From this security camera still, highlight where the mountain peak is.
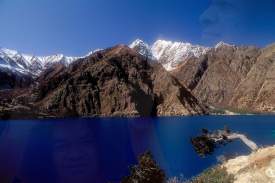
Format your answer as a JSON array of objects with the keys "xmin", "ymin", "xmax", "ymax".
[
  {"xmin": 215, "ymin": 41, "xmax": 235, "ymax": 49},
  {"xmin": 129, "ymin": 39, "xmax": 210, "ymax": 71},
  {"xmin": 0, "ymin": 48, "xmax": 79, "ymax": 75},
  {"xmin": 0, "ymin": 48, "xmax": 19, "ymax": 58},
  {"xmin": 129, "ymin": 39, "xmax": 154, "ymax": 60},
  {"xmin": 0, "ymin": 47, "xmax": 101, "ymax": 76},
  {"xmin": 129, "ymin": 39, "xmax": 150, "ymax": 51},
  {"xmin": 151, "ymin": 40, "xmax": 210, "ymax": 70},
  {"xmin": 129, "ymin": 39, "xmax": 147, "ymax": 46}
]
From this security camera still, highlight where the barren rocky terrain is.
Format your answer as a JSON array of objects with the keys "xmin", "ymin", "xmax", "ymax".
[
  {"xmin": 0, "ymin": 45, "xmax": 207, "ymax": 119},
  {"xmin": 2, "ymin": 41, "xmax": 275, "ymax": 119},
  {"xmin": 172, "ymin": 44, "xmax": 275, "ymax": 113},
  {"xmin": 223, "ymin": 145, "xmax": 275, "ymax": 183}
]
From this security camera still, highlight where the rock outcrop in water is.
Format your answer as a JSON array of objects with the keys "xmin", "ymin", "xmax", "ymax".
[{"xmin": 191, "ymin": 128, "xmax": 258, "ymax": 157}]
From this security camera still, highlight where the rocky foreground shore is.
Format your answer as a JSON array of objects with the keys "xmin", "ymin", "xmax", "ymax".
[{"xmin": 223, "ymin": 145, "xmax": 275, "ymax": 183}]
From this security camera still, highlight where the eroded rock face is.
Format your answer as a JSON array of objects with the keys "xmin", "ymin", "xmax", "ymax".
[
  {"xmin": 171, "ymin": 56, "xmax": 208, "ymax": 90},
  {"xmin": 230, "ymin": 44, "xmax": 275, "ymax": 112},
  {"xmin": 152, "ymin": 63, "xmax": 206, "ymax": 116},
  {"xmin": 33, "ymin": 45, "xmax": 207, "ymax": 117},
  {"xmin": 171, "ymin": 45, "xmax": 262, "ymax": 111}
]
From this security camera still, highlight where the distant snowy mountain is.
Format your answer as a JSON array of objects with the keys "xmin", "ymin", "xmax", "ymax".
[
  {"xmin": 0, "ymin": 39, "xmax": 232, "ymax": 78},
  {"xmin": 0, "ymin": 49, "xmax": 70, "ymax": 75},
  {"xmin": 130, "ymin": 39, "xmax": 211, "ymax": 71},
  {"xmin": 0, "ymin": 47, "xmax": 82, "ymax": 76}
]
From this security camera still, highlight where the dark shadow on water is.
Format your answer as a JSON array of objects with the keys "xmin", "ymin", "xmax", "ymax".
[{"xmin": 21, "ymin": 120, "xmax": 106, "ymax": 183}]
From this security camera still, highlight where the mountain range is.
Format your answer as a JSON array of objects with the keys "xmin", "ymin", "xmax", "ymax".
[{"xmin": 1, "ymin": 39, "xmax": 275, "ymax": 119}]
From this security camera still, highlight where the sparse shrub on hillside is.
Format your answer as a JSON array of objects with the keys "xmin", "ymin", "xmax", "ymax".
[
  {"xmin": 167, "ymin": 166, "xmax": 234, "ymax": 183},
  {"xmin": 121, "ymin": 151, "xmax": 166, "ymax": 183},
  {"xmin": 189, "ymin": 166, "xmax": 234, "ymax": 183},
  {"xmin": 120, "ymin": 152, "xmax": 234, "ymax": 183}
]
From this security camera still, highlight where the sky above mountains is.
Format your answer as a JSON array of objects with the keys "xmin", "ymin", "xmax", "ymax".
[{"xmin": 0, "ymin": 0, "xmax": 275, "ymax": 55}]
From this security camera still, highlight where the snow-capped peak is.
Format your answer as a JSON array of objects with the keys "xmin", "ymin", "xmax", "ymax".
[
  {"xmin": 0, "ymin": 48, "xmax": 19, "ymax": 58},
  {"xmin": 129, "ymin": 39, "xmax": 148, "ymax": 48},
  {"xmin": 129, "ymin": 39, "xmax": 154, "ymax": 60},
  {"xmin": 152, "ymin": 40, "xmax": 210, "ymax": 70},
  {"xmin": 215, "ymin": 41, "xmax": 235, "ymax": 49},
  {"xmin": 0, "ymin": 47, "xmax": 97, "ymax": 76},
  {"xmin": 129, "ymin": 39, "xmax": 210, "ymax": 71}
]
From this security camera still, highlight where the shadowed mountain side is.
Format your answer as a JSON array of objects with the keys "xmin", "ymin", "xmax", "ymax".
[
  {"xmin": 0, "ymin": 69, "xmax": 33, "ymax": 90},
  {"xmin": 28, "ymin": 45, "xmax": 207, "ymax": 117}
]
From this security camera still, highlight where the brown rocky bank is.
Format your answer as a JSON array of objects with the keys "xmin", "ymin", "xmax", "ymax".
[{"xmin": 4, "ymin": 45, "xmax": 206, "ymax": 118}]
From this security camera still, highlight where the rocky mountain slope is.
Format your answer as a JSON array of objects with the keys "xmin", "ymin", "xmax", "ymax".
[
  {"xmin": 171, "ymin": 42, "xmax": 275, "ymax": 113},
  {"xmin": 2, "ymin": 38, "xmax": 275, "ymax": 116},
  {"xmin": 130, "ymin": 39, "xmax": 275, "ymax": 112},
  {"xmin": 0, "ymin": 45, "xmax": 207, "ymax": 119},
  {"xmin": 131, "ymin": 39, "xmax": 275, "ymax": 113},
  {"xmin": 172, "ymin": 43, "xmax": 260, "ymax": 107},
  {"xmin": 230, "ymin": 44, "xmax": 275, "ymax": 112}
]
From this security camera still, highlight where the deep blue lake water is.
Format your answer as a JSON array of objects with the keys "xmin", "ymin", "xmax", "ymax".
[{"xmin": 0, "ymin": 116, "xmax": 275, "ymax": 183}]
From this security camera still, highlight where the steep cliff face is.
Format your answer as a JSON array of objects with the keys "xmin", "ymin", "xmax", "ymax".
[
  {"xmin": 193, "ymin": 45, "xmax": 260, "ymax": 107},
  {"xmin": 171, "ymin": 44, "xmax": 261, "ymax": 109},
  {"xmin": 152, "ymin": 63, "xmax": 206, "ymax": 116},
  {"xmin": 33, "ymin": 45, "xmax": 206, "ymax": 117},
  {"xmin": 230, "ymin": 44, "xmax": 275, "ymax": 112},
  {"xmin": 171, "ymin": 56, "xmax": 208, "ymax": 90}
]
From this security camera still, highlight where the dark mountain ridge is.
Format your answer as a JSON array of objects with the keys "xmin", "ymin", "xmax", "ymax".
[{"xmin": 0, "ymin": 45, "xmax": 207, "ymax": 119}]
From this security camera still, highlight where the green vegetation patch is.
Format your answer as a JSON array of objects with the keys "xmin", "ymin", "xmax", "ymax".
[{"xmin": 189, "ymin": 166, "xmax": 234, "ymax": 183}]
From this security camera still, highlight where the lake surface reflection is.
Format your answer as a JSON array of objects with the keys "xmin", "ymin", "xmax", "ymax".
[{"xmin": 0, "ymin": 116, "xmax": 275, "ymax": 182}]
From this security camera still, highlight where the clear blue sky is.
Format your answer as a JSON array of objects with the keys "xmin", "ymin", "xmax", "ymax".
[{"xmin": 1, "ymin": 0, "xmax": 275, "ymax": 56}]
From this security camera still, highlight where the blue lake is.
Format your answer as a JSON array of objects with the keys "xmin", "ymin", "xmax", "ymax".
[{"xmin": 0, "ymin": 116, "xmax": 275, "ymax": 183}]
